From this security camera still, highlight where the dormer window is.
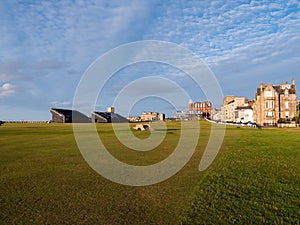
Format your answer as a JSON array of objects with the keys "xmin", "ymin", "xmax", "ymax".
[
  {"xmin": 264, "ymin": 91, "xmax": 274, "ymax": 98},
  {"xmin": 281, "ymin": 84, "xmax": 290, "ymax": 89}
]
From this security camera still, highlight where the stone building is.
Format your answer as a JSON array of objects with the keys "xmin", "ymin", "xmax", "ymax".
[
  {"xmin": 188, "ymin": 100, "xmax": 211, "ymax": 117},
  {"xmin": 140, "ymin": 112, "xmax": 158, "ymax": 121},
  {"xmin": 253, "ymin": 77, "xmax": 297, "ymax": 126},
  {"xmin": 220, "ymin": 96, "xmax": 252, "ymax": 122},
  {"xmin": 140, "ymin": 112, "xmax": 165, "ymax": 121}
]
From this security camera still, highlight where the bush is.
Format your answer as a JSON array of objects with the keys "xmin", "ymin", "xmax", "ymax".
[
  {"xmin": 292, "ymin": 116, "xmax": 300, "ymax": 124},
  {"xmin": 277, "ymin": 118, "xmax": 286, "ymax": 123}
]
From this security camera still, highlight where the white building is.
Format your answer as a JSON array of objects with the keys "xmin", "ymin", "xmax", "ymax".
[
  {"xmin": 221, "ymin": 96, "xmax": 252, "ymax": 122},
  {"xmin": 235, "ymin": 106, "xmax": 254, "ymax": 123},
  {"xmin": 140, "ymin": 112, "xmax": 165, "ymax": 121}
]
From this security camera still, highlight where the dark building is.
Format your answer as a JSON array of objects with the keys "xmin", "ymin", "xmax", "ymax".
[
  {"xmin": 50, "ymin": 108, "xmax": 91, "ymax": 123},
  {"xmin": 91, "ymin": 111, "xmax": 128, "ymax": 123}
]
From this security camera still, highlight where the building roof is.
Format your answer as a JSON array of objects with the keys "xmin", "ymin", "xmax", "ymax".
[
  {"xmin": 50, "ymin": 108, "xmax": 91, "ymax": 122},
  {"xmin": 256, "ymin": 82, "xmax": 297, "ymax": 97},
  {"xmin": 236, "ymin": 106, "xmax": 253, "ymax": 110},
  {"xmin": 92, "ymin": 111, "xmax": 128, "ymax": 123}
]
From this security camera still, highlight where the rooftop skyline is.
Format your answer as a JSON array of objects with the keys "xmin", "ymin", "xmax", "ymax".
[{"xmin": 1, "ymin": 0, "xmax": 299, "ymax": 120}]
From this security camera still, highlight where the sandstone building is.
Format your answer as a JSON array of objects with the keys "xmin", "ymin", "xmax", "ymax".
[
  {"xmin": 253, "ymin": 77, "xmax": 297, "ymax": 126},
  {"xmin": 188, "ymin": 100, "xmax": 212, "ymax": 117},
  {"xmin": 140, "ymin": 112, "xmax": 165, "ymax": 121}
]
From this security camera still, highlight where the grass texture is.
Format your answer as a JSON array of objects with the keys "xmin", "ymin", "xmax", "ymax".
[{"xmin": 0, "ymin": 121, "xmax": 299, "ymax": 224}]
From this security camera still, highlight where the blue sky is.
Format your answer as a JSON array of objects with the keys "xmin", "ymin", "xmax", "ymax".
[{"xmin": 0, "ymin": 0, "xmax": 299, "ymax": 120}]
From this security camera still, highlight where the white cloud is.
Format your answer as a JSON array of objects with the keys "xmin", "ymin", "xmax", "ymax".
[{"xmin": 0, "ymin": 83, "xmax": 17, "ymax": 97}]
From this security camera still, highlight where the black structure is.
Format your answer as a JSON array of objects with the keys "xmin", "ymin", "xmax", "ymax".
[
  {"xmin": 91, "ymin": 111, "xmax": 128, "ymax": 123},
  {"xmin": 50, "ymin": 108, "xmax": 91, "ymax": 123}
]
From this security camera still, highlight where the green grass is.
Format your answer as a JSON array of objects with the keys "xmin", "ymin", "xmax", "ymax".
[
  {"xmin": 0, "ymin": 122, "xmax": 299, "ymax": 224},
  {"xmin": 182, "ymin": 126, "xmax": 300, "ymax": 224}
]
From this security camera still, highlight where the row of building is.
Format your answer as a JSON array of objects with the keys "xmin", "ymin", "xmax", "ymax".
[
  {"xmin": 50, "ymin": 78, "xmax": 298, "ymax": 127},
  {"xmin": 174, "ymin": 77, "xmax": 299, "ymax": 127},
  {"xmin": 174, "ymin": 101, "xmax": 212, "ymax": 120},
  {"xmin": 51, "ymin": 107, "xmax": 165, "ymax": 123},
  {"xmin": 50, "ymin": 107, "xmax": 128, "ymax": 123},
  {"xmin": 218, "ymin": 77, "xmax": 298, "ymax": 126},
  {"xmin": 127, "ymin": 112, "xmax": 165, "ymax": 122}
]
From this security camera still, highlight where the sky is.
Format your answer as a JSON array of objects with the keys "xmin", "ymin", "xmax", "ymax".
[{"xmin": 0, "ymin": 0, "xmax": 299, "ymax": 120}]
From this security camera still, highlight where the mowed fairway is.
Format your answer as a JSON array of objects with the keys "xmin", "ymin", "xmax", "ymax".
[{"xmin": 0, "ymin": 121, "xmax": 299, "ymax": 224}]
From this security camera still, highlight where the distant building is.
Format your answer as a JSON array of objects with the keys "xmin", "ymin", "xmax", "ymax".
[
  {"xmin": 253, "ymin": 77, "xmax": 297, "ymax": 126},
  {"xmin": 188, "ymin": 100, "xmax": 211, "ymax": 117},
  {"xmin": 50, "ymin": 108, "xmax": 91, "ymax": 123},
  {"xmin": 140, "ymin": 112, "xmax": 165, "ymax": 121},
  {"xmin": 220, "ymin": 96, "xmax": 252, "ymax": 122},
  {"xmin": 107, "ymin": 107, "xmax": 115, "ymax": 113},
  {"xmin": 211, "ymin": 108, "xmax": 221, "ymax": 121},
  {"xmin": 91, "ymin": 108, "xmax": 128, "ymax": 123},
  {"xmin": 127, "ymin": 116, "xmax": 141, "ymax": 122},
  {"xmin": 159, "ymin": 113, "xmax": 165, "ymax": 121},
  {"xmin": 173, "ymin": 100, "xmax": 212, "ymax": 120},
  {"xmin": 140, "ymin": 112, "xmax": 158, "ymax": 121},
  {"xmin": 173, "ymin": 110, "xmax": 199, "ymax": 120},
  {"xmin": 235, "ymin": 106, "xmax": 254, "ymax": 123}
]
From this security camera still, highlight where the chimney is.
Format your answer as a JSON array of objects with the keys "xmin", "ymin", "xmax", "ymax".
[{"xmin": 292, "ymin": 76, "xmax": 295, "ymax": 85}]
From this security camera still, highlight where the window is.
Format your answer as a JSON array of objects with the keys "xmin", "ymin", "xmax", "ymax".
[
  {"xmin": 264, "ymin": 91, "xmax": 274, "ymax": 98},
  {"xmin": 281, "ymin": 84, "xmax": 290, "ymax": 90},
  {"xmin": 266, "ymin": 111, "xmax": 274, "ymax": 117},
  {"xmin": 235, "ymin": 111, "xmax": 239, "ymax": 119},
  {"xmin": 285, "ymin": 102, "xmax": 289, "ymax": 109},
  {"xmin": 285, "ymin": 90, "xmax": 289, "ymax": 97},
  {"xmin": 265, "ymin": 101, "xmax": 274, "ymax": 109}
]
